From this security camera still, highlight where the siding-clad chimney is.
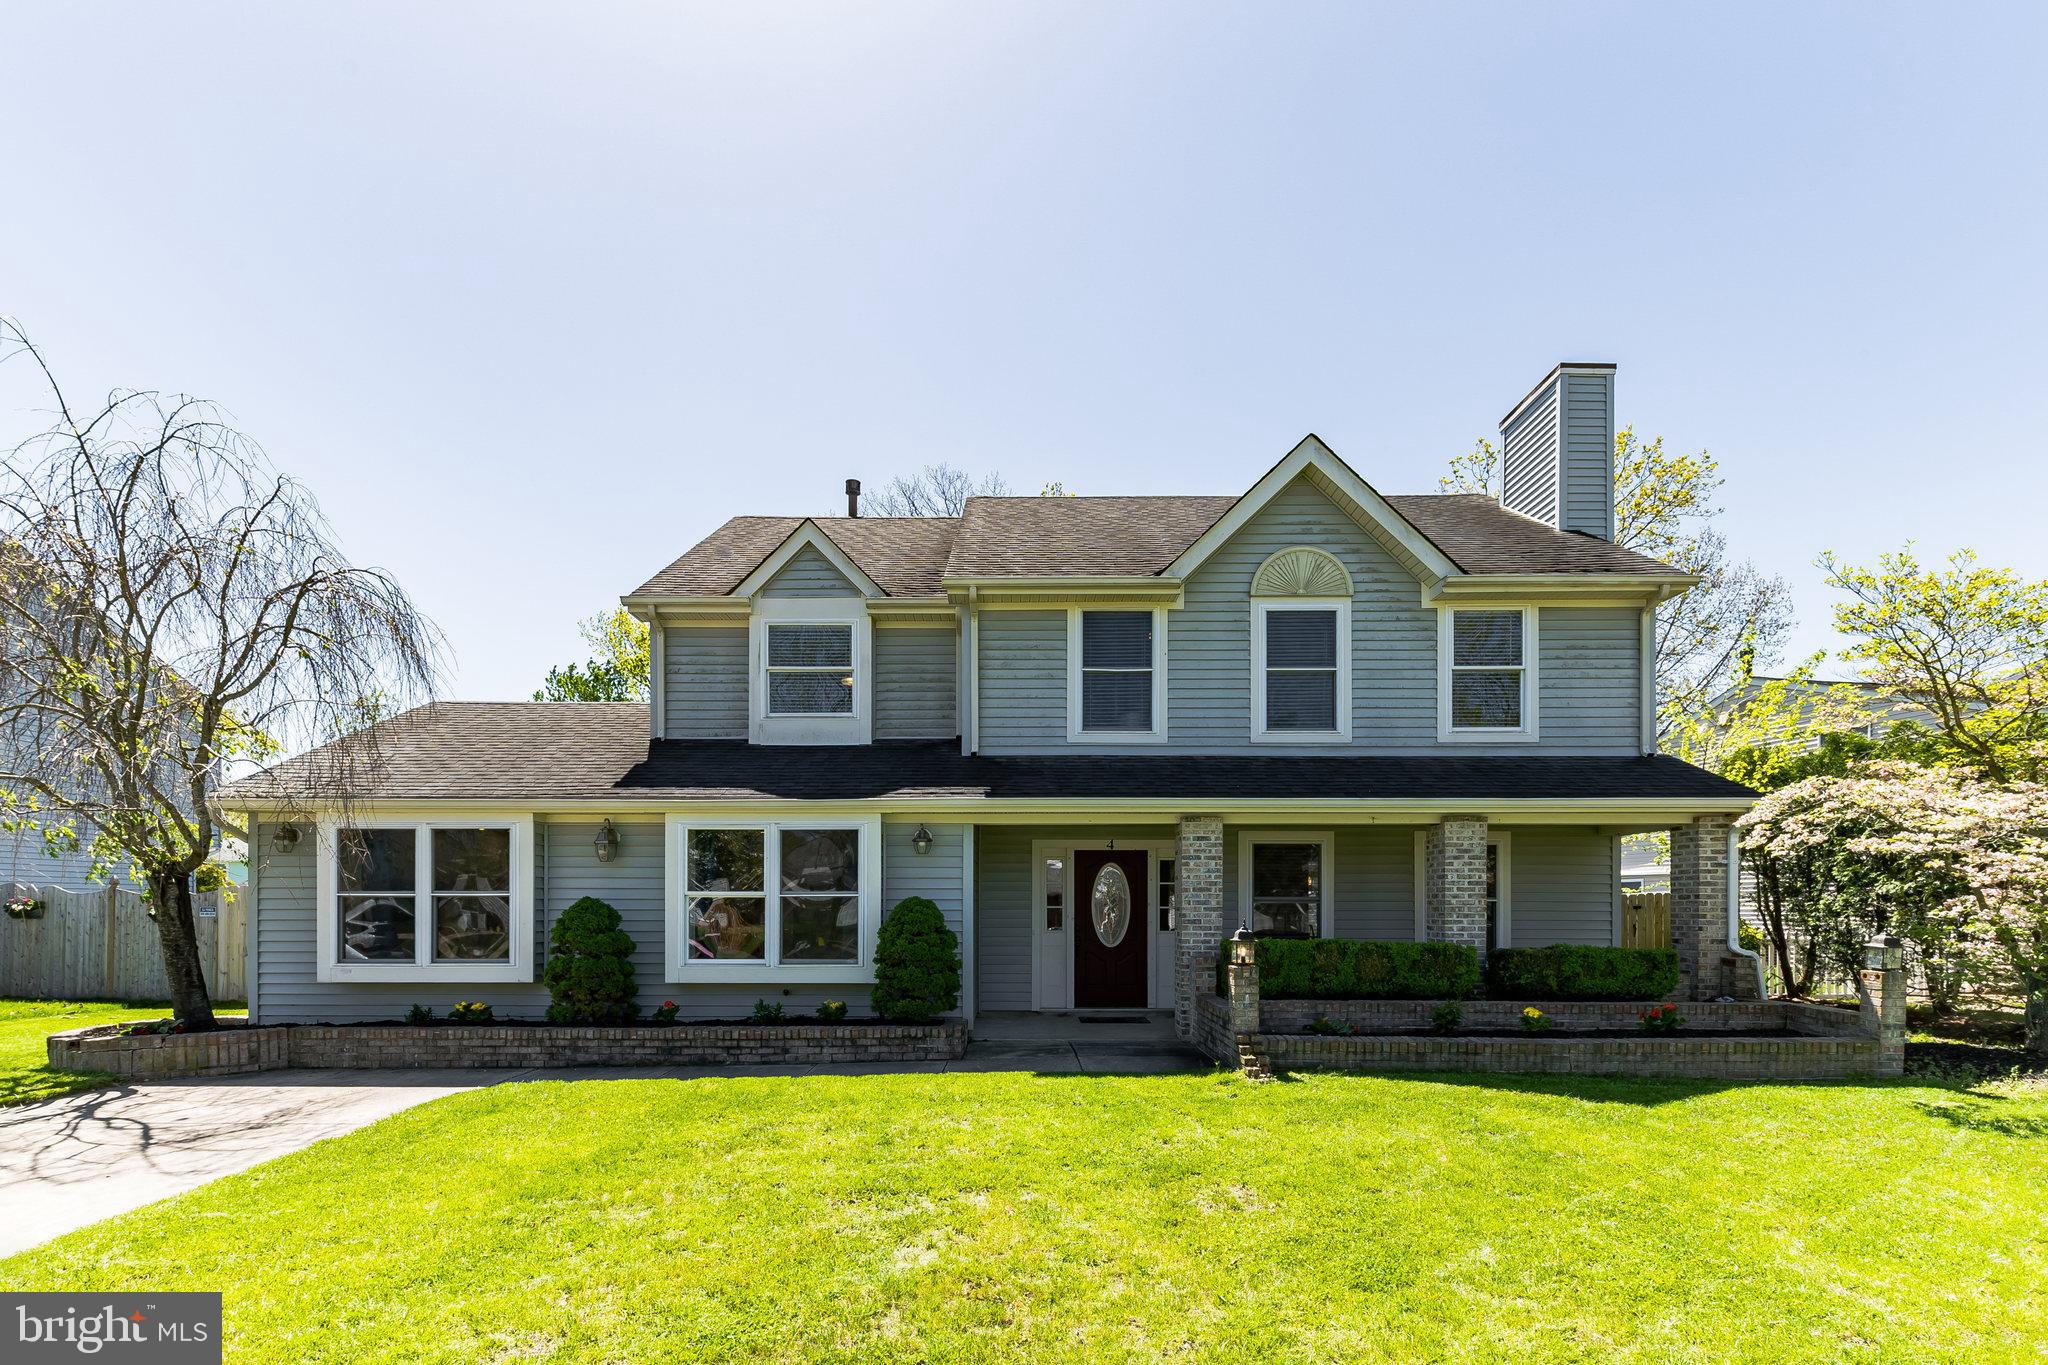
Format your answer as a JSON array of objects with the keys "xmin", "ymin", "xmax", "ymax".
[
  {"xmin": 845, "ymin": 478, "xmax": 861, "ymax": 517},
  {"xmin": 1498, "ymin": 362, "xmax": 1616, "ymax": 540}
]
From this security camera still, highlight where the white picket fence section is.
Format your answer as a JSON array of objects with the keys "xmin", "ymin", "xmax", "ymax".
[{"xmin": 1, "ymin": 882, "xmax": 244, "ymax": 1003}]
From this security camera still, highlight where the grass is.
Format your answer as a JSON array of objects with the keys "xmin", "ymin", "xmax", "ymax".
[
  {"xmin": 8, "ymin": 1069, "xmax": 2048, "ymax": 1362},
  {"xmin": 0, "ymin": 997, "xmax": 246, "ymax": 1106}
]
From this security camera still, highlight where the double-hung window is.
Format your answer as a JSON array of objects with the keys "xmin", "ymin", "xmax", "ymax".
[
  {"xmin": 1070, "ymin": 609, "xmax": 1165, "ymax": 740},
  {"xmin": 668, "ymin": 817, "xmax": 880, "ymax": 980},
  {"xmin": 316, "ymin": 819, "xmax": 533, "ymax": 982},
  {"xmin": 765, "ymin": 623, "xmax": 855, "ymax": 715},
  {"xmin": 1253, "ymin": 601, "xmax": 1350, "ymax": 739},
  {"xmin": 1237, "ymin": 831, "xmax": 1334, "ymax": 937},
  {"xmin": 1439, "ymin": 607, "xmax": 1538, "ymax": 740}
]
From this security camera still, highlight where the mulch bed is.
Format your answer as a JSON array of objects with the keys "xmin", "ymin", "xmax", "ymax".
[
  {"xmin": 1303, "ymin": 1027, "xmax": 1802, "ymax": 1040},
  {"xmin": 1907, "ymin": 1039, "xmax": 2047, "ymax": 1079}
]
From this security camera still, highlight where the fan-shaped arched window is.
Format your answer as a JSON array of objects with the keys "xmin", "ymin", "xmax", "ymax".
[{"xmin": 1250, "ymin": 548, "xmax": 1351, "ymax": 740}]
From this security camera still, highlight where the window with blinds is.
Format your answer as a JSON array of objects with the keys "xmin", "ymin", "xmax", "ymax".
[
  {"xmin": 1079, "ymin": 610, "xmax": 1155, "ymax": 732},
  {"xmin": 1263, "ymin": 608, "xmax": 1338, "ymax": 732},
  {"xmin": 1448, "ymin": 609, "xmax": 1526, "ymax": 730},
  {"xmin": 765, "ymin": 623, "xmax": 855, "ymax": 715}
]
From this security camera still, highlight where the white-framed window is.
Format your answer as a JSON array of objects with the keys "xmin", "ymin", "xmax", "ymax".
[
  {"xmin": 1438, "ymin": 606, "xmax": 1539, "ymax": 741},
  {"xmin": 665, "ymin": 816, "xmax": 881, "ymax": 982},
  {"xmin": 314, "ymin": 818, "xmax": 534, "ymax": 983},
  {"xmin": 1236, "ymin": 831, "xmax": 1335, "ymax": 937},
  {"xmin": 1066, "ymin": 607, "xmax": 1168, "ymax": 742},
  {"xmin": 1252, "ymin": 599, "xmax": 1351, "ymax": 740},
  {"xmin": 749, "ymin": 598, "xmax": 872, "ymax": 744},
  {"xmin": 1411, "ymin": 828, "xmax": 1513, "ymax": 948}
]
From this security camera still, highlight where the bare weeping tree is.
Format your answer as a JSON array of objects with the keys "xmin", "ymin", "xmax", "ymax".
[{"xmin": 0, "ymin": 322, "xmax": 442, "ymax": 1030}]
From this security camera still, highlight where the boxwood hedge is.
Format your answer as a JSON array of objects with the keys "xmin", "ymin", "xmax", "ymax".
[
  {"xmin": 1248, "ymin": 937, "xmax": 1481, "ymax": 1000},
  {"xmin": 1485, "ymin": 945, "xmax": 1680, "ymax": 1001}
]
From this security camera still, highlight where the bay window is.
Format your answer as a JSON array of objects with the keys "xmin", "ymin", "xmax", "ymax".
[
  {"xmin": 316, "ymin": 819, "xmax": 533, "ymax": 983},
  {"xmin": 1439, "ymin": 606, "xmax": 1538, "ymax": 740},
  {"xmin": 667, "ymin": 817, "xmax": 881, "ymax": 980}
]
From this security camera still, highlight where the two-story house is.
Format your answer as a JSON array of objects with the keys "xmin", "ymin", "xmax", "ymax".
[{"xmin": 223, "ymin": 363, "xmax": 1760, "ymax": 1038}]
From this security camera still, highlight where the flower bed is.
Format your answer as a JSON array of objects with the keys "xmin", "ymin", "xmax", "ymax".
[{"xmin": 49, "ymin": 1018, "xmax": 968, "ymax": 1079}]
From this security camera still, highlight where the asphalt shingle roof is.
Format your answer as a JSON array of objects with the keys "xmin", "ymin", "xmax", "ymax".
[
  {"xmin": 630, "ymin": 491, "xmax": 1679, "ymax": 599},
  {"xmin": 220, "ymin": 703, "xmax": 1753, "ymax": 806}
]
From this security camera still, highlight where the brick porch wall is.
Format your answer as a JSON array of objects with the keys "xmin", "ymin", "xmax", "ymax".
[{"xmin": 1425, "ymin": 816, "xmax": 1488, "ymax": 958}]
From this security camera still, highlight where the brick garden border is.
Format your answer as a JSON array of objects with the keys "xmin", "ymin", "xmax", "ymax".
[{"xmin": 48, "ymin": 1020, "xmax": 968, "ymax": 1079}]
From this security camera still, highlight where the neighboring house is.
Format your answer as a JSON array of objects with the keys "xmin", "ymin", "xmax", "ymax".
[
  {"xmin": 1708, "ymin": 675, "xmax": 1949, "ymax": 753},
  {"xmin": 1619, "ymin": 839, "xmax": 1669, "ymax": 893},
  {"xmin": 0, "ymin": 819, "xmax": 101, "ymax": 891},
  {"xmin": 221, "ymin": 362, "xmax": 1760, "ymax": 1035}
]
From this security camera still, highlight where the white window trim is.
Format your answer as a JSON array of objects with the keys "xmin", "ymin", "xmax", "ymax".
[
  {"xmin": 1410, "ymin": 828, "xmax": 1513, "ymax": 949},
  {"xmin": 1437, "ymin": 605, "xmax": 1540, "ymax": 742},
  {"xmin": 1066, "ymin": 606, "xmax": 1169, "ymax": 744},
  {"xmin": 749, "ymin": 597, "xmax": 873, "ymax": 745},
  {"xmin": 664, "ymin": 815, "xmax": 882, "ymax": 983},
  {"xmin": 1251, "ymin": 598, "xmax": 1352, "ymax": 742},
  {"xmin": 315, "ymin": 817, "xmax": 535, "ymax": 984},
  {"xmin": 1236, "ymin": 830, "xmax": 1336, "ymax": 937}
]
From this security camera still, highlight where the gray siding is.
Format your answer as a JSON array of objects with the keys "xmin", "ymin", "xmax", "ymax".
[
  {"xmin": 1560, "ymin": 369, "xmax": 1615, "ymax": 540},
  {"xmin": 759, "ymin": 545, "xmax": 859, "ymax": 597},
  {"xmin": 1502, "ymin": 378, "xmax": 1560, "ymax": 527},
  {"xmin": 875, "ymin": 627, "xmax": 958, "ymax": 740},
  {"xmin": 976, "ymin": 610, "xmax": 1067, "ymax": 749},
  {"xmin": 1504, "ymin": 826, "xmax": 1620, "ymax": 947},
  {"xmin": 1, "ymin": 816, "xmax": 102, "ymax": 891},
  {"xmin": 882, "ymin": 821, "xmax": 968, "ymax": 1017},
  {"xmin": 972, "ymin": 478, "xmax": 1642, "ymax": 755},
  {"xmin": 663, "ymin": 625, "xmax": 748, "ymax": 739},
  {"xmin": 1220, "ymin": 824, "xmax": 1421, "ymax": 940}
]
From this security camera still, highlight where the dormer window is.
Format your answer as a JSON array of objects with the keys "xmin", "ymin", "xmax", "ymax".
[
  {"xmin": 1438, "ymin": 606, "xmax": 1539, "ymax": 741},
  {"xmin": 766, "ymin": 623, "xmax": 854, "ymax": 715},
  {"xmin": 749, "ymin": 599, "xmax": 872, "ymax": 744}
]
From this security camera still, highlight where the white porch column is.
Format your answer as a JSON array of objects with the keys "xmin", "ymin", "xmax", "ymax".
[
  {"xmin": 1424, "ymin": 815, "xmax": 1489, "ymax": 957},
  {"xmin": 1173, "ymin": 815, "xmax": 1225, "ymax": 1041}
]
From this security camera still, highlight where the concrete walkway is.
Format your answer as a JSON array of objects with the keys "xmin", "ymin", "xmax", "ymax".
[{"xmin": 1, "ymin": 1040, "xmax": 1208, "ymax": 1258}]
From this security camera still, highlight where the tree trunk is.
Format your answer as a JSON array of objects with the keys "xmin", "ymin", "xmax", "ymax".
[
  {"xmin": 148, "ymin": 867, "xmax": 217, "ymax": 1032},
  {"xmin": 2024, "ymin": 977, "xmax": 2048, "ymax": 1060}
]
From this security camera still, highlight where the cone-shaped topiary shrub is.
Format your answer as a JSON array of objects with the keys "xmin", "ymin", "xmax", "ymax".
[
  {"xmin": 544, "ymin": 895, "xmax": 639, "ymax": 1023},
  {"xmin": 871, "ymin": 896, "xmax": 960, "ymax": 1023}
]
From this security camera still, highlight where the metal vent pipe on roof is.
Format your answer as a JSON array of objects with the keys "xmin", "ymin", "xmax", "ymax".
[{"xmin": 845, "ymin": 478, "xmax": 861, "ymax": 517}]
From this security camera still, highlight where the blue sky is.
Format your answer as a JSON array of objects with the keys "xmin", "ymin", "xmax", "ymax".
[{"xmin": 5, "ymin": 2, "xmax": 2043, "ymax": 699}]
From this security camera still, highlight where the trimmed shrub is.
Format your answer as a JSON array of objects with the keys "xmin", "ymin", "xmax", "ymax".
[
  {"xmin": 1254, "ymin": 937, "xmax": 1480, "ymax": 1000},
  {"xmin": 871, "ymin": 896, "xmax": 961, "ymax": 1022},
  {"xmin": 1486, "ymin": 945, "xmax": 1680, "ymax": 1001},
  {"xmin": 544, "ymin": 896, "xmax": 640, "ymax": 1024}
]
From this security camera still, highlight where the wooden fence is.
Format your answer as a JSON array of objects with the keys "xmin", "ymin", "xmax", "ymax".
[
  {"xmin": 0, "ymin": 882, "xmax": 244, "ymax": 1003},
  {"xmin": 1622, "ymin": 891, "xmax": 1672, "ymax": 950}
]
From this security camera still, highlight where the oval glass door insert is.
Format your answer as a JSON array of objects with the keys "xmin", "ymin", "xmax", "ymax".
[{"xmin": 1090, "ymin": 864, "xmax": 1132, "ymax": 947}]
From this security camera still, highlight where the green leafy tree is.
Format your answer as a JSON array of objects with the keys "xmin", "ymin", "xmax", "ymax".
[
  {"xmin": 1822, "ymin": 547, "xmax": 2048, "ymax": 782},
  {"xmin": 1444, "ymin": 429, "xmax": 1789, "ymax": 746},
  {"xmin": 870, "ymin": 896, "xmax": 960, "ymax": 1022},
  {"xmin": 536, "ymin": 609, "xmax": 650, "ymax": 703},
  {"xmin": 543, "ymin": 896, "xmax": 639, "ymax": 1023}
]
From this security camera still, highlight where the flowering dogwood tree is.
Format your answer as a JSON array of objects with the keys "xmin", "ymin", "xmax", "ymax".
[{"xmin": 1739, "ymin": 763, "xmax": 2048, "ymax": 1054}]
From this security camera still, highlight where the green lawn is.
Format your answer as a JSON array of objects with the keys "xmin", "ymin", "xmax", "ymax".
[
  {"xmin": 8, "ymin": 1070, "xmax": 2047, "ymax": 1362},
  {"xmin": 0, "ymin": 998, "xmax": 245, "ymax": 1106}
]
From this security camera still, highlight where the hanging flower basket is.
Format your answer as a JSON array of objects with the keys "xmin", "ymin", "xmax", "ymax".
[{"xmin": 5, "ymin": 895, "xmax": 46, "ymax": 920}]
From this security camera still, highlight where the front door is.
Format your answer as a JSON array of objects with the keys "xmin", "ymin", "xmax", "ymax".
[{"xmin": 1073, "ymin": 849, "xmax": 1149, "ymax": 1009}]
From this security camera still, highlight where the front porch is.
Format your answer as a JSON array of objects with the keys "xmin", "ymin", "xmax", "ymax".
[{"xmin": 964, "ymin": 810, "xmax": 1757, "ymax": 1043}]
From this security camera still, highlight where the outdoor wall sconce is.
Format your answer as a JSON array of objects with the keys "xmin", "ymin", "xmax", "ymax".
[
  {"xmin": 271, "ymin": 824, "xmax": 301, "ymax": 854},
  {"xmin": 1229, "ymin": 927, "xmax": 1257, "ymax": 966},
  {"xmin": 910, "ymin": 824, "xmax": 934, "ymax": 856},
  {"xmin": 594, "ymin": 818, "xmax": 620, "ymax": 864}
]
